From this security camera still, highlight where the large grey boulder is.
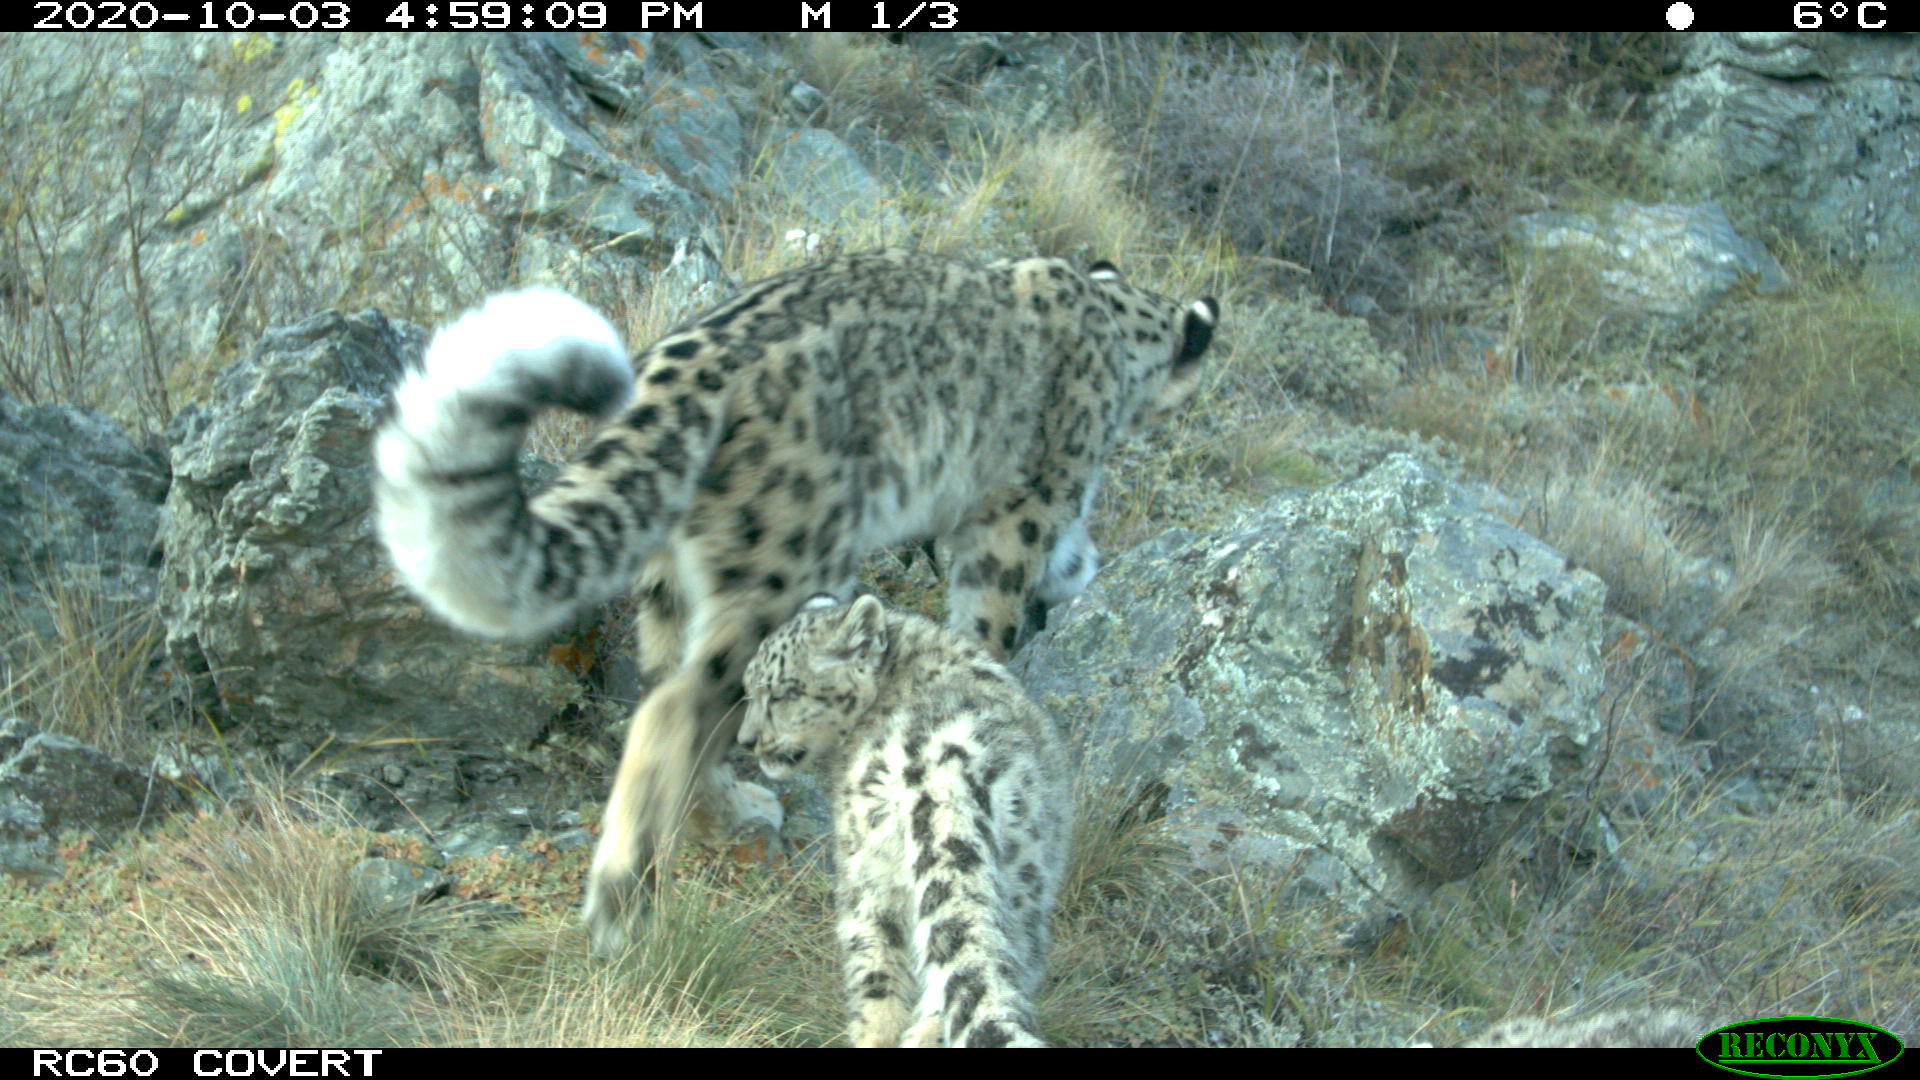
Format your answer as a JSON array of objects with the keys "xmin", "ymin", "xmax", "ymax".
[
  {"xmin": 0, "ymin": 391, "xmax": 168, "ymax": 639},
  {"xmin": 1014, "ymin": 455, "xmax": 1607, "ymax": 927},
  {"xmin": 241, "ymin": 33, "xmax": 714, "ymax": 295},
  {"xmin": 160, "ymin": 309, "xmax": 576, "ymax": 749},
  {"xmin": 1652, "ymin": 33, "xmax": 1918, "ymax": 269},
  {"xmin": 1510, "ymin": 201, "xmax": 1788, "ymax": 319},
  {"xmin": 763, "ymin": 127, "xmax": 905, "ymax": 236},
  {"xmin": 0, "ymin": 33, "xmax": 763, "ymax": 422},
  {"xmin": 0, "ymin": 717, "xmax": 177, "ymax": 883}
]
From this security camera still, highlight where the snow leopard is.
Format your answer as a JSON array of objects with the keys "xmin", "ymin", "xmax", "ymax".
[
  {"xmin": 1463, "ymin": 1008, "xmax": 1708, "ymax": 1047},
  {"xmin": 373, "ymin": 247, "xmax": 1216, "ymax": 953},
  {"xmin": 740, "ymin": 592, "xmax": 1071, "ymax": 1047}
]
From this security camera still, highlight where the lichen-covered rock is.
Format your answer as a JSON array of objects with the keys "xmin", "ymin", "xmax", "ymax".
[
  {"xmin": 0, "ymin": 32, "xmax": 764, "ymax": 421},
  {"xmin": 763, "ymin": 127, "xmax": 904, "ymax": 235},
  {"xmin": 0, "ymin": 390, "xmax": 168, "ymax": 638},
  {"xmin": 350, "ymin": 857, "xmax": 454, "ymax": 914},
  {"xmin": 1254, "ymin": 297, "xmax": 1404, "ymax": 407},
  {"xmin": 1510, "ymin": 201, "xmax": 1788, "ymax": 319},
  {"xmin": 0, "ymin": 717, "xmax": 176, "ymax": 882},
  {"xmin": 1013, "ymin": 455, "xmax": 1607, "ymax": 927},
  {"xmin": 160, "ymin": 309, "xmax": 577, "ymax": 747},
  {"xmin": 1652, "ymin": 33, "xmax": 1918, "ymax": 269}
]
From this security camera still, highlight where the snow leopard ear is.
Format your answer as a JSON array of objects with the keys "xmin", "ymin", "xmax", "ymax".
[
  {"xmin": 821, "ymin": 593, "xmax": 889, "ymax": 666},
  {"xmin": 1177, "ymin": 297, "xmax": 1218, "ymax": 370}
]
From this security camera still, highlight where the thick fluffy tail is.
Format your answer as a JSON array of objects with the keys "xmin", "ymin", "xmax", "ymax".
[
  {"xmin": 907, "ymin": 761, "xmax": 1051, "ymax": 1047},
  {"xmin": 375, "ymin": 289, "xmax": 660, "ymax": 638}
]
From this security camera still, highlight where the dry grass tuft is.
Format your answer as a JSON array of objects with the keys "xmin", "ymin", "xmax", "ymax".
[
  {"xmin": 116, "ymin": 787, "xmax": 457, "ymax": 1047},
  {"xmin": 1362, "ymin": 777, "xmax": 1920, "ymax": 1044},
  {"xmin": 1, "ymin": 568, "xmax": 167, "ymax": 762},
  {"xmin": 1513, "ymin": 451, "xmax": 1701, "ymax": 624},
  {"xmin": 1115, "ymin": 44, "xmax": 1412, "ymax": 303},
  {"xmin": 1010, "ymin": 126, "xmax": 1142, "ymax": 260}
]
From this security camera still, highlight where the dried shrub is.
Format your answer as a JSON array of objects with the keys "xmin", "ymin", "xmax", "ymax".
[{"xmin": 1139, "ymin": 48, "xmax": 1414, "ymax": 304}]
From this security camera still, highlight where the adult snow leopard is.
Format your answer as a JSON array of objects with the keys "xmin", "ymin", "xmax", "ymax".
[{"xmin": 374, "ymin": 247, "xmax": 1216, "ymax": 952}]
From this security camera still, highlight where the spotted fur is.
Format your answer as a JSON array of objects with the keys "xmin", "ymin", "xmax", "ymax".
[
  {"xmin": 1463, "ymin": 1009, "xmax": 1707, "ymax": 1047},
  {"xmin": 741, "ymin": 593, "xmax": 1069, "ymax": 1047},
  {"xmin": 373, "ymin": 248, "xmax": 1215, "ymax": 954}
]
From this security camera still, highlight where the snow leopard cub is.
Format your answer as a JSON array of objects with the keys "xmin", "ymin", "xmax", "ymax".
[{"xmin": 740, "ymin": 593, "xmax": 1071, "ymax": 1048}]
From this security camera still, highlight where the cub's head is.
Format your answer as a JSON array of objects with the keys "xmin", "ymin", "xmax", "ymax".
[
  {"xmin": 738, "ymin": 593, "xmax": 890, "ymax": 780},
  {"xmin": 1084, "ymin": 260, "xmax": 1219, "ymax": 430}
]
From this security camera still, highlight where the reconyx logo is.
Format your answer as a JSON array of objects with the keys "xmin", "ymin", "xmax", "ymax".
[{"xmin": 1698, "ymin": 1017, "xmax": 1904, "ymax": 1079}]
